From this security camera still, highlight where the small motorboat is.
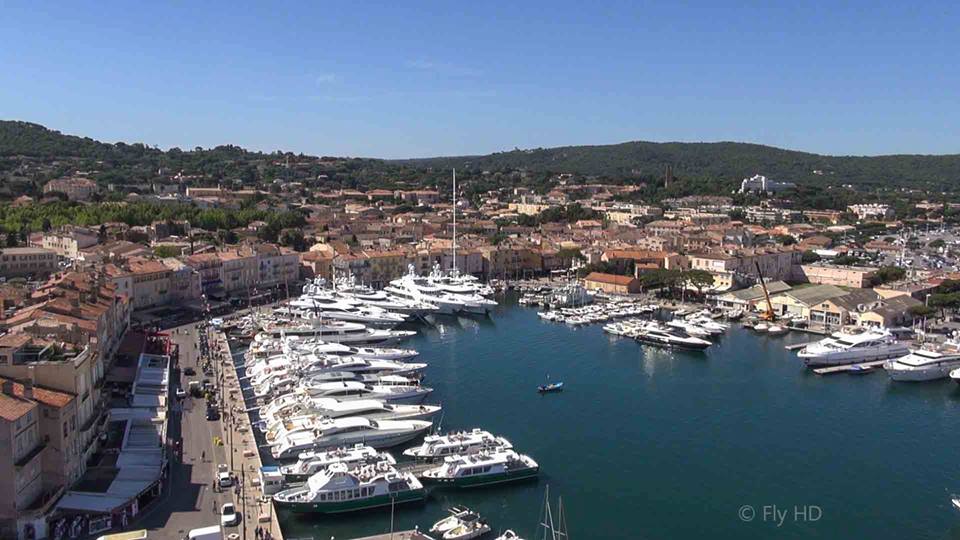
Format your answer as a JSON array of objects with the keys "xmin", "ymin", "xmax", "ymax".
[
  {"xmin": 952, "ymin": 497, "xmax": 960, "ymax": 511},
  {"xmin": 766, "ymin": 324, "xmax": 788, "ymax": 336},
  {"xmin": 537, "ymin": 382, "xmax": 564, "ymax": 393},
  {"xmin": 848, "ymin": 364, "xmax": 877, "ymax": 375}
]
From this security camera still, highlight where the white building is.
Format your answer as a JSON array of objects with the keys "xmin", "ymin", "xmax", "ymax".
[{"xmin": 739, "ymin": 174, "xmax": 796, "ymax": 194}]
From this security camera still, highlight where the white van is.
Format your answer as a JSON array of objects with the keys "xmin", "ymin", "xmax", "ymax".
[{"xmin": 187, "ymin": 525, "xmax": 222, "ymax": 540}]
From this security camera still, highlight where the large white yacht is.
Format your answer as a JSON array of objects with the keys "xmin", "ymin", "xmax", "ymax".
[
  {"xmin": 267, "ymin": 416, "xmax": 432, "ymax": 460},
  {"xmin": 420, "ymin": 448, "xmax": 540, "ymax": 488},
  {"xmin": 632, "ymin": 322, "xmax": 712, "ymax": 351},
  {"xmin": 385, "ymin": 269, "xmax": 469, "ymax": 315},
  {"xmin": 402, "ymin": 428, "xmax": 513, "ymax": 461},
  {"xmin": 272, "ymin": 461, "xmax": 425, "ymax": 513},
  {"xmin": 280, "ymin": 444, "xmax": 397, "ymax": 484},
  {"xmin": 279, "ymin": 444, "xmax": 395, "ymax": 483},
  {"xmin": 245, "ymin": 334, "xmax": 418, "ymax": 363},
  {"xmin": 797, "ymin": 328, "xmax": 910, "ymax": 367},
  {"xmin": 284, "ymin": 296, "xmax": 408, "ymax": 327},
  {"xmin": 263, "ymin": 320, "xmax": 416, "ymax": 344},
  {"xmin": 883, "ymin": 344, "xmax": 960, "ymax": 381},
  {"xmin": 427, "ymin": 266, "xmax": 495, "ymax": 298},
  {"xmin": 324, "ymin": 276, "xmax": 440, "ymax": 315},
  {"xmin": 260, "ymin": 397, "xmax": 441, "ymax": 429},
  {"xmin": 298, "ymin": 379, "xmax": 433, "ymax": 404}
]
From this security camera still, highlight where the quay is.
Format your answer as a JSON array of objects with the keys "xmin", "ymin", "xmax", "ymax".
[
  {"xmin": 812, "ymin": 360, "xmax": 888, "ymax": 375},
  {"xmin": 345, "ymin": 530, "xmax": 427, "ymax": 540},
  {"xmin": 211, "ymin": 327, "xmax": 286, "ymax": 540}
]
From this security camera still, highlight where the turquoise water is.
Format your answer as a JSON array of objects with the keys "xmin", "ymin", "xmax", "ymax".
[{"xmin": 274, "ymin": 297, "xmax": 960, "ymax": 540}]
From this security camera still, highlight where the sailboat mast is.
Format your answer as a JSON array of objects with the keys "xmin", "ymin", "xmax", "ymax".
[{"xmin": 452, "ymin": 168, "xmax": 457, "ymax": 274}]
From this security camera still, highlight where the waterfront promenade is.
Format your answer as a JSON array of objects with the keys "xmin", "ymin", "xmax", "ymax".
[{"xmin": 213, "ymin": 327, "xmax": 286, "ymax": 540}]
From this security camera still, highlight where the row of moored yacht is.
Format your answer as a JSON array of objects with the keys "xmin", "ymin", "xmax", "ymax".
[{"xmin": 796, "ymin": 327, "xmax": 960, "ymax": 382}]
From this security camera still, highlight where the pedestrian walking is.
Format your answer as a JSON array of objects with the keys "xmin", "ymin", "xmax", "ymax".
[{"xmin": 201, "ymin": 450, "xmax": 205, "ymax": 462}]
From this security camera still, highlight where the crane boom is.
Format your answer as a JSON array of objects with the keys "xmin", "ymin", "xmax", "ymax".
[{"xmin": 754, "ymin": 260, "xmax": 775, "ymax": 321}]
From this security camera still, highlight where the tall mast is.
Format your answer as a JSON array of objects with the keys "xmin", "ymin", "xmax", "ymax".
[{"xmin": 452, "ymin": 168, "xmax": 457, "ymax": 274}]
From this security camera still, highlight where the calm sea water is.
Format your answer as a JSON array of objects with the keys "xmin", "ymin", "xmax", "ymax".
[{"xmin": 267, "ymin": 296, "xmax": 960, "ymax": 540}]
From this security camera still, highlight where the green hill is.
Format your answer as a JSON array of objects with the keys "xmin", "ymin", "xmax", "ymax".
[
  {"xmin": 395, "ymin": 141, "xmax": 960, "ymax": 191},
  {"xmin": 3, "ymin": 120, "xmax": 959, "ymax": 193}
]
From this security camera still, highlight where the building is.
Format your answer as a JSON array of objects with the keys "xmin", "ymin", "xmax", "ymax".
[
  {"xmin": 43, "ymin": 177, "xmax": 98, "ymax": 201},
  {"xmin": 687, "ymin": 249, "xmax": 800, "ymax": 291},
  {"xmin": 769, "ymin": 285, "xmax": 848, "ymax": 321},
  {"xmin": 0, "ymin": 376, "xmax": 76, "ymax": 539},
  {"xmin": 859, "ymin": 295, "xmax": 923, "ymax": 328},
  {"xmin": 0, "ymin": 383, "xmax": 43, "ymax": 538},
  {"xmin": 797, "ymin": 264, "xmax": 878, "ymax": 288},
  {"xmin": 126, "ymin": 258, "xmax": 172, "ymax": 310},
  {"xmin": 41, "ymin": 228, "xmax": 99, "ymax": 260},
  {"xmin": 738, "ymin": 174, "xmax": 796, "ymax": 194},
  {"xmin": 0, "ymin": 248, "xmax": 58, "ymax": 279},
  {"xmin": 582, "ymin": 272, "xmax": 641, "ymax": 294},
  {"xmin": 847, "ymin": 204, "xmax": 893, "ymax": 221},
  {"xmin": 713, "ymin": 281, "xmax": 792, "ymax": 311}
]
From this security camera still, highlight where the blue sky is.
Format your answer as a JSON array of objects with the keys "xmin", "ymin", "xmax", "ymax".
[{"xmin": 1, "ymin": 1, "xmax": 958, "ymax": 158}]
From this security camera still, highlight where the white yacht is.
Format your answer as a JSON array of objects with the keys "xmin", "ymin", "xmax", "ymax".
[
  {"xmin": 386, "ymin": 269, "xmax": 466, "ymax": 315},
  {"xmin": 298, "ymin": 380, "xmax": 432, "ymax": 404},
  {"xmin": 268, "ymin": 416, "xmax": 432, "ymax": 460},
  {"xmin": 403, "ymin": 428, "xmax": 513, "ymax": 461},
  {"xmin": 285, "ymin": 296, "xmax": 408, "ymax": 327},
  {"xmin": 421, "ymin": 448, "xmax": 540, "ymax": 488},
  {"xmin": 797, "ymin": 328, "xmax": 910, "ymax": 367},
  {"xmin": 332, "ymin": 281, "xmax": 440, "ymax": 315},
  {"xmin": 883, "ymin": 345, "xmax": 960, "ymax": 381},
  {"xmin": 666, "ymin": 320, "xmax": 713, "ymax": 338},
  {"xmin": 633, "ymin": 322, "xmax": 712, "ymax": 351},
  {"xmin": 272, "ymin": 461, "xmax": 425, "ymax": 513},
  {"xmin": 279, "ymin": 444, "xmax": 395, "ymax": 483},
  {"xmin": 264, "ymin": 320, "xmax": 416, "ymax": 344}
]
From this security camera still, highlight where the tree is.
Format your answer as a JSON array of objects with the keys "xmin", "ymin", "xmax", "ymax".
[
  {"xmin": 872, "ymin": 266, "xmax": 906, "ymax": 285},
  {"xmin": 801, "ymin": 250, "xmax": 821, "ymax": 263},
  {"xmin": 928, "ymin": 238, "xmax": 946, "ymax": 249},
  {"xmin": 775, "ymin": 234, "xmax": 797, "ymax": 246},
  {"xmin": 907, "ymin": 305, "xmax": 936, "ymax": 319},
  {"xmin": 683, "ymin": 270, "xmax": 715, "ymax": 297}
]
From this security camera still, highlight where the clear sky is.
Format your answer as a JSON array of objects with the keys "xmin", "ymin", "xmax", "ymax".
[{"xmin": 1, "ymin": 1, "xmax": 958, "ymax": 158}]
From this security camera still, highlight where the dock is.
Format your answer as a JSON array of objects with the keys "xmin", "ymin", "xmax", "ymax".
[
  {"xmin": 213, "ymin": 328, "xmax": 285, "ymax": 540},
  {"xmin": 347, "ymin": 531, "xmax": 430, "ymax": 540},
  {"xmin": 812, "ymin": 360, "xmax": 888, "ymax": 375}
]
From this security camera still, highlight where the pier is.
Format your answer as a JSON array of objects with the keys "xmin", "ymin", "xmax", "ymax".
[
  {"xmin": 346, "ymin": 531, "xmax": 429, "ymax": 540},
  {"xmin": 213, "ymin": 328, "xmax": 286, "ymax": 540},
  {"xmin": 812, "ymin": 360, "xmax": 888, "ymax": 375}
]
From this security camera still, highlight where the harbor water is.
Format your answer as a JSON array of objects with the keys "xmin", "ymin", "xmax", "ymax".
[{"xmin": 271, "ymin": 295, "xmax": 960, "ymax": 540}]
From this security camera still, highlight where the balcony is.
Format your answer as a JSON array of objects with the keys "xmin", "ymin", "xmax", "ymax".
[{"xmin": 15, "ymin": 441, "xmax": 46, "ymax": 468}]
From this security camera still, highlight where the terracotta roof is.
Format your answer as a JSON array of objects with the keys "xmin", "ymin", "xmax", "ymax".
[
  {"xmin": 0, "ymin": 393, "xmax": 35, "ymax": 421},
  {"xmin": 0, "ymin": 377, "xmax": 74, "ymax": 408},
  {"xmin": 583, "ymin": 272, "xmax": 637, "ymax": 286}
]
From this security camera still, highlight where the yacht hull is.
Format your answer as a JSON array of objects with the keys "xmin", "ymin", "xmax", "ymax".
[
  {"xmin": 422, "ymin": 466, "xmax": 539, "ymax": 488},
  {"xmin": 274, "ymin": 487, "xmax": 426, "ymax": 513}
]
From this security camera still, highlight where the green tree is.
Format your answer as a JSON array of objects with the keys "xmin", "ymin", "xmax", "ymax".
[
  {"xmin": 683, "ymin": 269, "xmax": 715, "ymax": 296},
  {"xmin": 800, "ymin": 250, "xmax": 821, "ymax": 263}
]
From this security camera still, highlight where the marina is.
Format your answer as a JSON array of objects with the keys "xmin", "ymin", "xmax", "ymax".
[{"xmin": 214, "ymin": 288, "xmax": 960, "ymax": 540}]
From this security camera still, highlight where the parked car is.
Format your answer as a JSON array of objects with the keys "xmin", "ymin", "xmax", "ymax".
[
  {"xmin": 183, "ymin": 367, "xmax": 196, "ymax": 376},
  {"xmin": 217, "ymin": 464, "xmax": 233, "ymax": 488},
  {"xmin": 175, "ymin": 388, "xmax": 187, "ymax": 399},
  {"xmin": 220, "ymin": 503, "xmax": 239, "ymax": 527},
  {"xmin": 206, "ymin": 406, "xmax": 220, "ymax": 421}
]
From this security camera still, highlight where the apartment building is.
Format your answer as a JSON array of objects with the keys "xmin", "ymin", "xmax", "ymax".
[
  {"xmin": 42, "ymin": 177, "xmax": 98, "ymax": 201},
  {"xmin": 41, "ymin": 228, "xmax": 99, "ymax": 260},
  {"xmin": 0, "ymin": 384, "xmax": 43, "ymax": 539},
  {"xmin": 796, "ymin": 264, "xmax": 878, "ymax": 288},
  {"xmin": 126, "ymin": 258, "xmax": 172, "ymax": 310},
  {"xmin": 688, "ymin": 248, "xmax": 800, "ymax": 291},
  {"xmin": 0, "ymin": 375, "xmax": 76, "ymax": 540},
  {"xmin": 0, "ymin": 248, "xmax": 58, "ymax": 279}
]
